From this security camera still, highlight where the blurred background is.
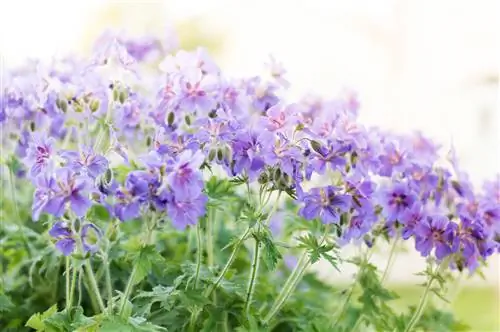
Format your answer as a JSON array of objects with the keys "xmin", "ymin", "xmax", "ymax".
[{"xmin": 1, "ymin": 0, "xmax": 499, "ymax": 329}]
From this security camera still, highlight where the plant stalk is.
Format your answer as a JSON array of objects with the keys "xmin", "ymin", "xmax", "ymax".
[
  {"xmin": 205, "ymin": 227, "xmax": 251, "ymax": 297},
  {"xmin": 193, "ymin": 222, "xmax": 203, "ymax": 289},
  {"xmin": 244, "ymin": 233, "xmax": 262, "ymax": 314},
  {"xmin": 84, "ymin": 260, "xmax": 106, "ymax": 313}
]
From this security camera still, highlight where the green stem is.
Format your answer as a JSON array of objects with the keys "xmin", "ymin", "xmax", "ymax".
[
  {"xmin": 77, "ymin": 267, "xmax": 83, "ymax": 307},
  {"xmin": 83, "ymin": 276, "xmax": 99, "ymax": 313},
  {"xmin": 205, "ymin": 227, "xmax": 251, "ymax": 297},
  {"xmin": 65, "ymin": 257, "xmax": 71, "ymax": 313},
  {"xmin": 404, "ymin": 278, "xmax": 434, "ymax": 332},
  {"xmin": 404, "ymin": 261, "xmax": 446, "ymax": 332},
  {"xmin": 381, "ymin": 235, "xmax": 400, "ymax": 284},
  {"xmin": 119, "ymin": 214, "xmax": 156, "ymax": 317},
  {"xmin": 193, "ymin": 222, "xmax": 203, "ymax": 289},
  {"xmin": 263, "ymin": 226, "xmax": 330, "ymax": 324},
  {"xmin": 102, "ymin": 252, "xmax": 114, "ymax": 314},
  {"xmin": 8, "ymin": 169, "xmax": 31, "ymax": 258},
  {"xmin": 244, "ymin": 233, "xmax": 261, "ymax": 314},
  {"xmin": 84, "ymin": 260, "xmax": 106, "ymax": 313},
  {"xmin": 263, "ymin": 251, "xmax": 309, "ymax": 324},
  {"xmin": 207, "ymin": 208, "xmax": 215, "ymax": 267},
  {"xmin": 119, "ymin": 264, "xmax": 137, "ymax": 317},
  {"xmin": 69, "ymin": 263, "xmax": 78, "ymax": 310}
]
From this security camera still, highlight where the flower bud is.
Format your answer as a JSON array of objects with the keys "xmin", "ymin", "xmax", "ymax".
[
  {"xmin": 112, "ymin": 88, "xmax": 119, "ymax": 102},
  {"xmin": 310, "ymin": 140, "xmax": 323, "ymax": 154},
  {"xmin": 258, "ymin": 172, "xmax": 269, "ymax": 184},
  {"xmin": 167, "ymin": 112, "xmax": 175, "ymax": 126},
  {"xmin": 118, "ymin": 90, "xmax": 128, "ymax": 104},
  {"xmin": 216, "ymin": 148, "xmax": 224, "ymax": 162},
  {"xmin": 273, "ymin": 168, "xmax": 282, "ymax": 182},
  {"xmin": 90, "ymin": 99, "xmax": 100, "ymax": 113},
  {"xmin": 208, "ymin": 148, "xmax": 216, "ymax": 162}
]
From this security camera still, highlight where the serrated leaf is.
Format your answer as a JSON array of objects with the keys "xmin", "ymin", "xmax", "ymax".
[
  {"xmin": 0, "ymin": 293, "xmax": 14, "ymax": 312},
  {"xmin": 99, "ymin": 316, "xmax": 136, "ymax": 332},
  {"xmin": 132, "ymin": 245, "xmax": 165, "ymax": 285}
]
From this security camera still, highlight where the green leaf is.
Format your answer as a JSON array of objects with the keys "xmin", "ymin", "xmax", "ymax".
[
  {"xmin": 0, "ymin": 293, "xmax": 14, "ymax": 312},
  {"xmin": 260, "ymin": 228, "xmax": 282, "ymax": 270},
  {"xmin": 132, "ymin": 245, "xmax": 165, "ymax": 285},
  {"xmin": 87, "ymin": 204, "xmax": 111, "ymax": 222},
  {"xmin": 99, "ymin": 316, "xmax": 136, "ymax": 332},
  {"xmin": 25, "ymin": 304, "xmax": 58, "ymax": 331},
  {"xmin": 205, "ymin": 176, "xmax": 235, "ymax": 199}
]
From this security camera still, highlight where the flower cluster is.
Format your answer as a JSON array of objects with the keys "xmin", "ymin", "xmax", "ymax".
[{"xmin": 2, "ymin": 30, "xmax": 499, "ymax": 272}]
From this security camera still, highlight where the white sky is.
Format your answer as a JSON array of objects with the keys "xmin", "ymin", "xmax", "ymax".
[{"xmin": 1, "ymin": 0, "xmax": 499, "ymax": 183}]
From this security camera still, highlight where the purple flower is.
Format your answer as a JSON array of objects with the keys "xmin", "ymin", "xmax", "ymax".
[
  {"xmin": 258, "ymin": 103, "xmax": 298, "ymax": 134},
  {"xmin": 167, "ymin": 193, "xmax": 207, "ymax": 230},
  {"xmin": 87, "ymin": 31, "xmax": 136, "ymax": 72},
  {"xmin": 415, "ymin": 215, "xmax": 457, "ymax": 260},
  {"xmin": 341, "ymin": 204, "xmax": 377, "ymax": 243},
  {"xmin": 165, "ymin": 149, "xmax": 204, "ymax": 199},
  {"xmin": 307, "ymin": 140, "xmax": 350, "ymax": 177},
  {"xmin": 32, "ymin": 173, "xmax": 58, "ymax": 221},
  {"xmin": 174, "ymin": 68, "xmax": 217, "ymax": 112},
  {"xmin": 378, "ymin": 141, "xmax": 409, "ymax": 176},
  {"xmin": 231, "ymin": 131, "xmax": 265, "ymax": 180},
  {"xmin": 60, "ymin": 147, "xmax": 109, "ymax": 179},
  {"xmin": 24, "ymin": 133, "xmax": 56, "ymax": 178},
  {"xmin": 379, "ymin": 183, "xmax": 417, "ymax": 223},
  {"xmin": 299, "ymin": 186, "xmax": 351, "ymax": 224},
  {"xmin": 114, "ymin": 171, "xmax": 152, "ymax": 221},
  {"xmin": 49, "ymin": 168, "xmax": 92, "ymax": 218},
  {"xmin": 49, "ymin": 222, "xmax": 76, "ymax": 256},
  {"xmin": 398, "ymin": 202, "xmax": 426, "ymax": 240}
]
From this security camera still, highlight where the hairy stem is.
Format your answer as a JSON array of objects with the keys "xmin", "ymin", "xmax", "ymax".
[
  {"xmin": 119, "ymin": 214, "xmax": 156, "ymax": 317},
  {"xmin": 102, "ymin": 252, "xmax": 114, "ymax": 314},
  {"xmin": 193, "ymin": 222, "xmax": 203, "ymax": 289},
  {"xmin": 381, "ymin": 235, "xmax": 400, "ymax": 284},
  {"xmin": 69, "ymin": 263, "xmax": 78, "ymax": 310},
  {"xmin": 206, "ymin": 208, "xmax": 215, "ymax": 267},
  {"xmin": 205, "ymin": 227, "xmax": 251, "ymax": 297},
  {"xmin": 84, "ymin": 260, "xmax": 106, "ymax": 313},
  {"xmin": 65, "ymin": 257, "xmax": 71, "ymax": 313},
  {"xmin": 244, "ymin": 233, "xmax": 262, "ymax": 315},
  {"xmin": 404, "ymin": 261, "xmax": 446, "ymax": 332},
  {"xmin": 8, "ymin": 169, "xmax": 31, "ymax": 258},
  {"xmin": 264, "ymin": 226, "xmax": 331, "ymax": 324},
  {"xmin": 263, "ymin": 251, "xmax": 309, "ymax": 324}
]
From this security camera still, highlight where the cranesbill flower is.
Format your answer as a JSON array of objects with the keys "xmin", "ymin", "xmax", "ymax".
[
  {"xmin": 299, "ymin": 186, "xmax": 351, "ymax": 224},
  {"xmin": 231, "ymin": 131, "xmax": 266, "ymax": 180},
  {"xmin": 167, "ymin": 192, "xmax": 207, "ymax": 230},
  {"xmin": 114, "ymin": 171, "xmax": 151, "ymax": 221},
  {"xmin": 415, "ymin": 215, "xmax": 457, "ymax": 260},
  {"xmin": 24, "ymin": 133, "xmax": 56, "ymax": 178},
  {"xmin": 341, "ymin": 203, "xmax": 377, "ymax": 243},
  {"xmin": 50, "ymin": 168, "xmax": 92, "ymax": 218},
  {"xmin": 174, "ymin": 68, "xmax": 217, "ymax": 113},
  {"xmin": 165, "ymin": 149, "xmax": 205, "ymax": 199},
  {"xmin": 379, "ymin": 182, "xmax": 417, "ymax": 223},
  {"xmin": 60, "ymin": 146, "xmax": 109, "ymax": 179},
  {"xmin": 49, "ymin": 221, "xmax": 76, "ymax": 256},
  {"xmin": 398, "ymin": 202, "xmax": 426, "ymax": 240},
  {"xmin": 378, "ymin": 141, "xmax": 409, "ymax": 176},
  {"xmin": 32, "ymin": 173, "xmax": 57, "ymax": 221}
]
